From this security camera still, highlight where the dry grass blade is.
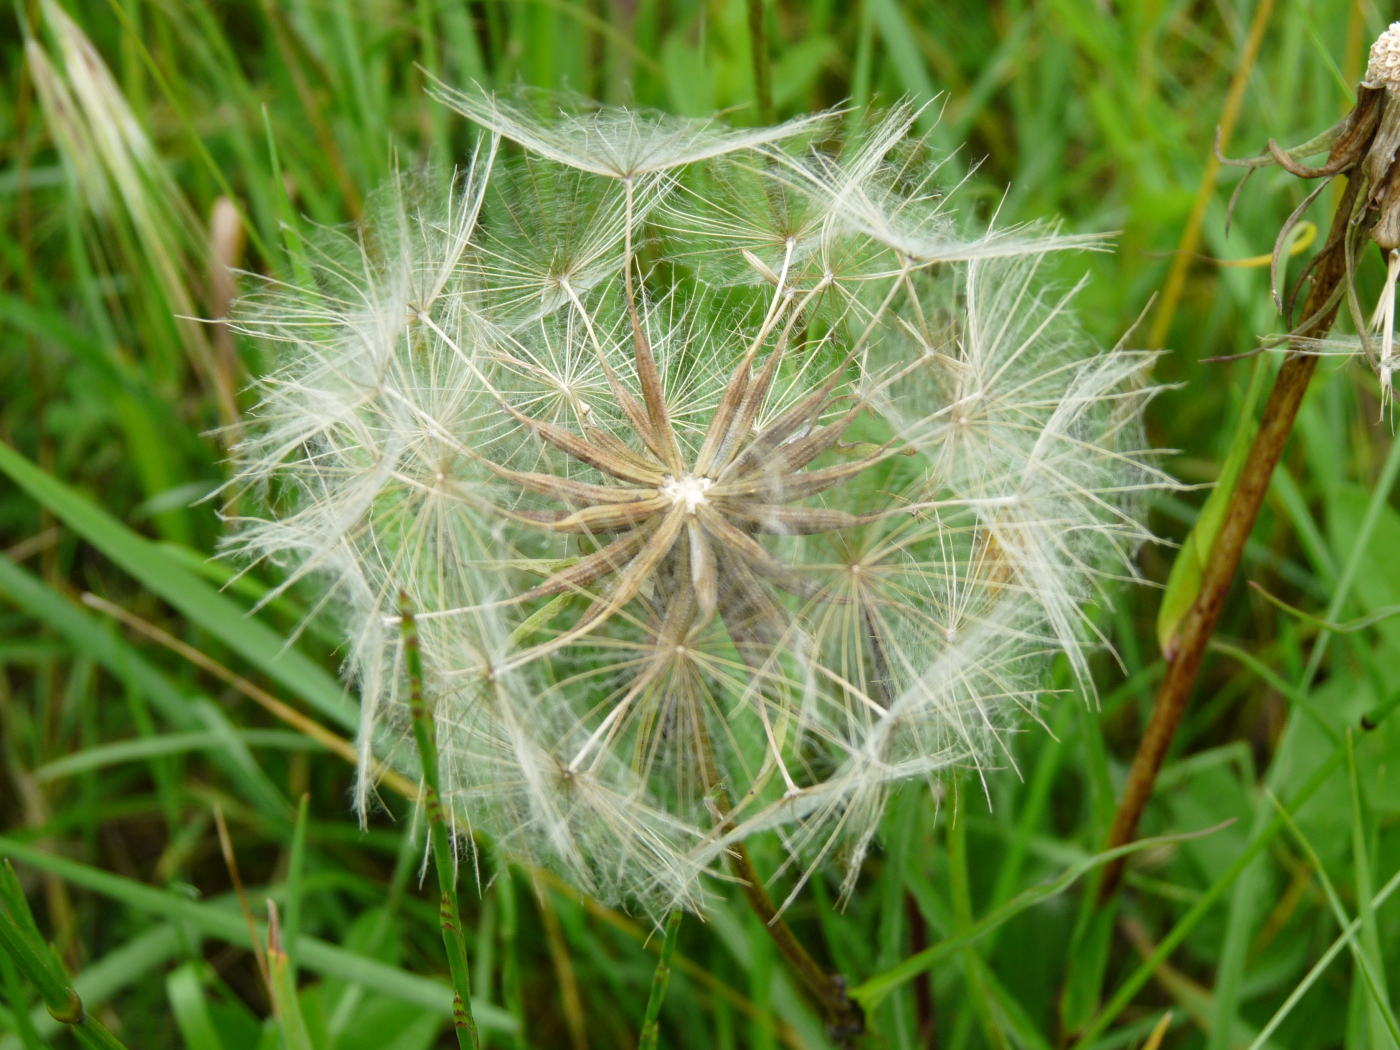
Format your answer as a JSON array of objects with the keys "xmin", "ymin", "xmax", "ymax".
[
  {"xmin": 213, "ymin": 805, "xmax": 272, "ymax": 998},
  {"xmin": 79, "ymin": 592, "xmax": 417, "ymax": 798}
]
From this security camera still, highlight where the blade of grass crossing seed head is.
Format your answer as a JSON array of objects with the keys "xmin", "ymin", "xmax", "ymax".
[
  {"xmin": 986, "ymin": 696, "xmax": 1073, "ymax": 930},
  {"xmin": 947, "ymin": 782, "xmax": 1009, "ymax": 1050},
  {"xmin": 166, "ymin": 962, "xmax": 227, "ymax": 1050},
  {"xmin": 1059, "ymin": 681, "xmax": 1119, "ymax": 1034},
  {"xmin": 492, "ymin": 845, "xmax": 525, "ymax": 1037}
]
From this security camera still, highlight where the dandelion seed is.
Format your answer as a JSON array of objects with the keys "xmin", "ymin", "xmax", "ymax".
[
  {"xmin": 430, "ymin": 81, "xmax": 832, "ymax": 180},
  {"xmin": 227, "ymin": 93, "xmax": 1172, "ymax": 917}
]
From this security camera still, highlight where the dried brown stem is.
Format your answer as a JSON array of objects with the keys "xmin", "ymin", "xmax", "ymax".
[
  {"xmin": 728, "ymin": 841, "xmax": 865, "ymax": 1040},
  {"xmin": 691, "ymin": 687, "xmax": 864, "ymax": 1041},
  {"xmin": 1097, "ymin": 169, "xmax": 1359, "ymax": 905}
]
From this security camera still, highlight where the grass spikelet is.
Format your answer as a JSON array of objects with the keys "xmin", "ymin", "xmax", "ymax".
[{"xmin": 27, "ymin": 0, "xmax": 238, "ymax": 425}]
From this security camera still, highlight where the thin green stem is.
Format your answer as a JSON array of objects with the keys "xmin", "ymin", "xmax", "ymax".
[
  {"xmin": 400, "ymin": 593, "xmax": 481, "ymax": 1050},
  {"xmin": 0, "ymin": 862, "xmax": 129, "ymax": 1050},
  {"xmin": 638, "ymin": 909, "xmax": 682, "ymax": 1050},
  {"xmin": 947, "ymin": 782, "xmax": 1008, "ymax": 1050}
]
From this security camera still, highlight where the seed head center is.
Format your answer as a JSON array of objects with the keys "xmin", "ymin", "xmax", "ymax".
[{"xmin": 662, "ymin": 474, "xmax": 712, "ymax": 514}]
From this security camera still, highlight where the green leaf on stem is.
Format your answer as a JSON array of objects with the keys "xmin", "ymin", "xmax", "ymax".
[{"xmin": 1157, "ymin": 356, "xmax": 1268, "ymax": 657}]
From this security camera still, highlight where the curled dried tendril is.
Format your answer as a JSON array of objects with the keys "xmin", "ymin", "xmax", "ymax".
[{"xmin": 1219, "ymin": 21, "xmax": 1400, "ymax": 417}]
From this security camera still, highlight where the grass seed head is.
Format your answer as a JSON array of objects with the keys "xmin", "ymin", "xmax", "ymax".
[{"xmin": 226, "ymin": 89, "xmax": 1171, "ymax": 915}]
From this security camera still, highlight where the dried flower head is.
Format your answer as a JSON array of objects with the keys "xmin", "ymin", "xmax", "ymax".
[
  {"xmin": 226, "ymin": 91, "xmax": 1170, "ymax": 914},
  {"xmin": 1221, "ymin": 25, "xmax": 1400, "ymax": 419},
  {"xmin": 1369, "ymin": 22, "xmax": 1400, "ymax": 88}
]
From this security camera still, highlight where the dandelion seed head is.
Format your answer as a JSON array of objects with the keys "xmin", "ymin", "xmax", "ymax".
[{"xmin": 227, "ymin": 93, "xmax": 1173, "ymax": 918}]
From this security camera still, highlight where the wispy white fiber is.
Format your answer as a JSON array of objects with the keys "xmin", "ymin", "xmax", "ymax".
[{"xmin": 226, "ymin": 93, "xmax": 1173, "ymax": 917}]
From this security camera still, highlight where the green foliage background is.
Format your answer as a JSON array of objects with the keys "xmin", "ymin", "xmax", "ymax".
[{"xmin": 1, "ymin": 1, "xmax": 1399, "ymax": 1048}]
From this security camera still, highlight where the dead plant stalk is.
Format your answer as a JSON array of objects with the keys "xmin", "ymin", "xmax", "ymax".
[{"xmin": 1098, "ymin": 116, "xmax": 1370, "ymax": 904}]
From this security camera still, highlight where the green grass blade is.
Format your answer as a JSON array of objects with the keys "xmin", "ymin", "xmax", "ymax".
[
  {"xmin": 1245, "ymin": 863, "xmax": 1400, "ymax": 1050},
  {"xmin": 0, "ymin": 555, "xmax": 292, "ymax": 820},
  {"xmin": 1302, "ymin": 433, "xmax": 1400, "ymax": 688},
  {"xmin": 948, "ymin": 783, "xmax": 1008, "ymax": 1050},
  {"xmin": 1347, "ymin": 733, "xmax": 1398, "ymax": 1050},
  {"xmin": 266, "ymin": 903, "xmax": 315, "ymax": 1050},
  {"xmin": 0, "ymin": 838, "xmax": 518, "ymax": 1035},
  {"xmin": 853, "ymin": 820, "xmax": 1232, "ymax": 1012},
  {"xmin": 863, "ymin": 0, "xmax": 938, "ymax": 134},
  {"xmin": 1156, "ymin": 355, "xmax": 1267, "ymax": 656},
  {"xmin": 1075, "ymin": 683, "xmax": 1400, "ymax": 1046},
  {"xmin": 284, "ymin": 794, "xmax": 311, "ymax": 977},
  {"xmin": 0, "ymin": 864, "xmax": 129, "ymax": 1050},
  {"xmin": 0, "ymin": 927, "xmax": 181, "ymax": 1050},
  {"xmin": 986, "ymin": 696, "xmax": 1073, "ymax": 932},
  {"xmin": 981, "ymin": 960, "xmax": 1053, "ymax": 1050},
  {"xmin": 1267, "ymin": 789, "xmax": 1400, "ymax": 1046},
  {"xmin": 97, "ymin": 0, "xmax": 271, "ymax": 262},
  {"xmin": 0, "ymin": 949, "xmax": 49, "ymax": 1050},
  {"xmin": 0, "ymin": 442, "xmax": 358, "ymax": 732},
  {"xmin": 166, "ymin": 963, "xmax": 227, "ymax": 1050},
  {"xmin": 637, "ymin": 910, "xmax": 682, "ymax": 1050},
  {"xmin": 32, "ymin": 729, "xmax": 322, "ymax": 782},
  {"xmin": 401, "ymin": 597, "xmax": 480, "ymax": 1050}
]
